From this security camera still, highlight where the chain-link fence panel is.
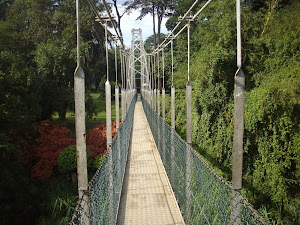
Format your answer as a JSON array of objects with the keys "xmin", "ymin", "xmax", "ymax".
[
  {"xmin": 142, "ymin": 96, "xmax": 266, "ymax": 225},
  {"xmin": 70, "ymin": 94, "xmax": 136, "ymax": 225}
]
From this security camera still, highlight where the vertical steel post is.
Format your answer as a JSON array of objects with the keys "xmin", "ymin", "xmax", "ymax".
[
  {"xmin": 157, "ymin": 89, "xmax": 160, "ymax": 117},
  {"xmin": 231, "ymin": 0, "xmax": 244, "ymax": 223},
  {"xmin": 121, "ymin": 88, "xmax": 125, "ymax": 121},
  {"xmin": 157, "ymin": 50, "xmax": 160, "ymax": 116},
  {"xmin": 186, "ymin": 82, "xmax": 192, "ymax": 144},
  {"xmin": 74, "ymin": 0, "xmax": 88, "ymax": 208},
  {"xmin": 161, "ymin": 48, "xmax": 166, "ymax": 162},
  {"xmin": 148, "ymin": 55, "xmax": 152, "ymax": 106},
  {"xmin": 170, "ymin": 39, "xmax": 175, "ymax": 186},
  {"xmin": 124, "ymin": 89, "xmax": 127, "ymax": 115},
  {"xmin": 115, "ymin": 44, "xmax": 119, "ymax": 130},
  {"xmin": 115, "ymin": 86, "xmax": 119, "ymax": 129},
  {"xmin": 162, "ymin": 87, "xmax": 166, "ymax": 164},
  {"xmin": 126, "ymin": 88, "xmax": 129, "ymax": 111},
  {"xmin": 104, "ymin": 20, "xmax": 113, "ymax": 223},
  {"xmin": 157, "ymin": 88, "xmax": 160, "ymax": 152},
  {"xmin": 151, "ymin": 89, "xmax": 153, "ymax": 108},
  {"xmin": 171, "ymin": 85, "xmax": 175, "ymax": 184},
  {"xmin": 154, "ymin": 89, "xmax": 157, "ymax": 112},
  {"xmin": 120, "ymin": 50, "xmax": 125, "ymax": 122},
  {"xmin": 151, "ymin": 54, "xmax": 154, "ymax": 108},
  {"xmin": 186, "ymin": 81, "xmax": 192, "ymax": 225},
  {"xmin": 162, "ymin": 49, "xmax": 165, "ymax": 121},
  {"xmin": 105, "ymin": 81, "xmax": 113, "ymax": 224},
  {"xmin": 120, "ymin": 49, "xmax": 123, "ymax": 89},
  {"xmin": 186, "ymin": 23, "xmax": 192, "ymax": 223},
  {"xmin": 114, "ymin": 46, "xmax": 121, "ymax": 209},
  {"xmin": 162, "ymin": 88, "xmax": 165, "ymax": 120}
]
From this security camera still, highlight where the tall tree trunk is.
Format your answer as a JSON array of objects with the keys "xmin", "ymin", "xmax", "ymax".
[
  {"xmin": 58, "ymin": 103, "xmax": 67, "ymax": 120},
  {"xmin": 157, "ymin": 4, "xmax": 165, "ymax": 47},
  {"xmin": 152, "ymin": 4, "xmax": 156, "ymax": 49},
  {"xmin": 113, "ymin": 0, "xmax": 123, "ymax": 39},
  {"xmin": 157, "ymin": 8, "xmax": 161, "ymax": 47},
  {"xmin": 157, "ymin": 7, "xmax": 164, "ymax": 47},
  {"xmin": 158, "ymin": 18, "xmax": 161, "ymax": 46}
]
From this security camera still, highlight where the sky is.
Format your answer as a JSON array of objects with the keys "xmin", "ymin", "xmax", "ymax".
[{"xmin": 109, "ymin": 2, "xmax": 169, "ymax": 48}]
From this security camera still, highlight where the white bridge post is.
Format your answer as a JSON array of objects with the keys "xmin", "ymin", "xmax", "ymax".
[{"xmin": 74, "ymin": 1, "xmax": 88, "ymax": 222}]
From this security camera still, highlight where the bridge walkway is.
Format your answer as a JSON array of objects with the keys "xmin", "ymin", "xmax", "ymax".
[{"xmin": 117, "ymin": 97, "xmax": 185, "ymax": 225}]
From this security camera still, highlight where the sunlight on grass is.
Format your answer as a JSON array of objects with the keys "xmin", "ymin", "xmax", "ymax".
[{"xmin": 53, "ymin": 93, "xmax": 121, "ymax": 135}]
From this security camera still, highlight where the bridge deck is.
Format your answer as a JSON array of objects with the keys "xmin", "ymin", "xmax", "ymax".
[{"xmin": 117, "ymin": 98, "xmax": 185, "ymax": 225}]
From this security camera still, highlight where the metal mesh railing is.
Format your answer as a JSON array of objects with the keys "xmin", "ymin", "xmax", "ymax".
[
  {"xmin": 70, "ymin": 94, "xmax": 136, "ymax": 225},
  {"xmin": 142, "ymin": 96, "xmax": 266, "ymax": 225}
]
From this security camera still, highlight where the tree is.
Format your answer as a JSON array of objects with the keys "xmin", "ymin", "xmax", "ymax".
[
  {"xmin": 0, "ymin": 0, "xmax": 107, "ymax": 121},
  {"xmin": 111, "ymin": 0, "xmax": 126, "ymax": 40},
  {"xmin": 58, "ymin": 145, "xmax": 94, "ymax": 182},
  {"xmin": 124, "ymin": 0, "xmax": 177, "ymax": 48},
  {"xmin": 165, "ymin": 0, "xmax": 199, "ymax": 30},
  {"xmin": 0, "ymin": 0, "xmax": 15, "ymax": 20},
  {"xmin": 163, "ymin": 0, "xmax": 300, "ymax": 223},
  {"xmin": 144, "ymin": 33, "xmax": 166, "ymax": 52},
  {"xmin": 34, "ymin": 38, "xmax": 77, "ymax": 120}
]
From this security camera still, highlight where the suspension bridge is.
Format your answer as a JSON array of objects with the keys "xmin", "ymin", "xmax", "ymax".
[{"xmin": 70, "ymin": 0, "xmax": 267, "ymax": 224}]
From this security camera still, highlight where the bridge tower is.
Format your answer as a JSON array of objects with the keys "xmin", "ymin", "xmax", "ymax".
[{"xmin": 129, "ymin": 28, "xmax": 150, "ymax": 93}]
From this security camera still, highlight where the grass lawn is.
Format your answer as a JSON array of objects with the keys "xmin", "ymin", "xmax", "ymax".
[{"xmin": 53, "ymin": 93, "xmax": 121, "ymax": 135}]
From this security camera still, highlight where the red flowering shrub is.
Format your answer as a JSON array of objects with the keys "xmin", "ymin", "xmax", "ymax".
[
  {"xmin": 86, "ymin": 121, "xmax": 121, "ymax": 158},
  {"xmin": 11, "ymin": 120, "xmax": 75, "ymax": 182},
  {"xmin": 31, "ymin": 120, "xmax": 75, "ymax": 181},
  {"xmin": 86, "ymin": 123, "xmax": 106, "ymax": 158},
  {"xmin": 10, "ymin": 120, "xmax": 122, "ymax": 182}
]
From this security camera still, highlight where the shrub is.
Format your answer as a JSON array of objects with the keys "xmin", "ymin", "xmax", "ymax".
[
  {"xmin": 11, "ymin": 120, "xmax": 75, "ymax": 182},
  {"xmin": 57, "ymin": 146, "xmax": 93, "ymax": 175},
  {"xmin": 86, "ymin": 120, "xmax": 121, "ymax": 159}
]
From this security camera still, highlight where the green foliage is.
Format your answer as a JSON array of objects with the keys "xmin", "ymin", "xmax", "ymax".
[
  {"xmin": 0, "ymin": 133, "xmax": 39, "ymax": 225},
  {"xmin": 94, "ymin": 155, "xmax": 105, "ymax": 168},
  {"xmin": 144, "ymin": 33, "xmax": 166, "ymax": 52},
  {"xmin": 86, "ymin": 93, "xmax": 97, "ymax": 119},
  {"xmin": 0, "ymin": 0, "xmax": 108, "ymax": 122},
  {"xmin": 163, "ymin": 0, "xmax": 300, "ymax": 223},
  {"xmin": 37, "ymin": 195, "xmax": 77, "ymax": 225},
  {"xmin": 0, "ymin": 0, "xmax": 114, "ymax": 224},
  {"xmin": 36, "ymin": 176, "xmax": 78, "ymax": 225},
  {"xmin": 57, "ymin": 145, "xmax": 94, "ymax": 174}
]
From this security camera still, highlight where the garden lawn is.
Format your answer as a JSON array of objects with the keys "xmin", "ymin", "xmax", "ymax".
[{"xmin": 53, "ymin": 93, "xmax": 121, "ymax": 135}]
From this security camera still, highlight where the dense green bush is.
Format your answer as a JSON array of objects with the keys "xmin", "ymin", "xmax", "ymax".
[{"xmin": 57, "ymin": 146, "xmax": 94, "ymax": 175}]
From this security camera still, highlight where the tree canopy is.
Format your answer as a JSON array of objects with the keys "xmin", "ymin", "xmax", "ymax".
[{"xmin": 161, "ymin": 0, "xmax": 299, "ymax": 223}]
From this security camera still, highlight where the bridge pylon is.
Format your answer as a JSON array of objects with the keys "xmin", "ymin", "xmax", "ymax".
[{"xmin": 128, "ymin": 29, "xmax": 150, "ymax": 94}]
